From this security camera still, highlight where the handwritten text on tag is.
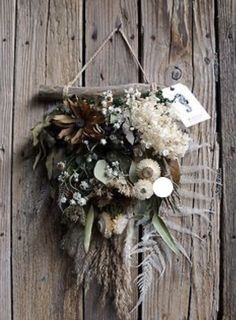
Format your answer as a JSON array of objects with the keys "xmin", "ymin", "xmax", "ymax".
[{"xmin": 162, "ymin": 84, "xmax": 211, "ymax": 127}]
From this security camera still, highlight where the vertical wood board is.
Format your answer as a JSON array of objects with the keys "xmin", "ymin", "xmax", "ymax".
[
  {"xmin": 0, "ymin": 0, "xmax": 16, "ymax": 319},
  {"xmin": 189, "ymin": 0, "xmax": 220, "ymax": 318},
  {"xmin": 218, "ymin": 0, "xmax": 236, "ymax": 318},
  {"xmin": 12, "ymin": 0, "xmax": 83, "ymax": 319}
]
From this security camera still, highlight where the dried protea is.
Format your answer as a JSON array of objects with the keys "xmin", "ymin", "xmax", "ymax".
[
  {"xmin": 136, "ymin": 158, "xmax": 161, "ymax": 181},
  {"xmin": 53, "ymin": 99, "xmax": 104, "ymax": 144}
]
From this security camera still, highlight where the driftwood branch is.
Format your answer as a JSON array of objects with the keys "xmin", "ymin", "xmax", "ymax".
[{"xmin": 39, "ymin": 83, "xmax": 156, "ymax": 100}]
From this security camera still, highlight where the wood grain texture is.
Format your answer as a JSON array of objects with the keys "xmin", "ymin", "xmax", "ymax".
[
  {"xmin": 218, "ymin": 0, "xmax": 236, "ymax": 318},
  {"xmin": 12, "ymin": 0, "xmax": 83, "ymax": 319},
  {"xmin": 189, "ymin": 1, "xmax": 220, "ymax": 318},
  {"xmin": 141, "ymin": 1, "xmax": 193, "ymax": 319},
  {"xmin": 141, "ymin": 0, "xmax": 220, "ymax": 319},
  {"xmin": 84, "ymin": 1, "xmax": 139, "ymax": 319},
  {"xmin": 0, "ymin": 1, "xmax": 16, "ymax": 319}
]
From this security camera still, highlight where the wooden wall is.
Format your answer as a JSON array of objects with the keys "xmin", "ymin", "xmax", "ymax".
[{"xmin": 0, "ymin": 0, "xmax": 235, "ymax": 319}]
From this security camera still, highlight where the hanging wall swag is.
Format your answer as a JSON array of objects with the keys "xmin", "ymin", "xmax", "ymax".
[{"xmin": 33, "ymin": 24, "xmax": 215, "ymax": 319}]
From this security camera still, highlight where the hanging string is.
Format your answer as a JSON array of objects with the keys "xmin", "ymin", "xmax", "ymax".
[
  {"xmin": 63, "ymin": 23, "xmax": 151, "ymax": 98},
  {"xmin": 118, "ymin": 28, "xmax": 149, "ymax": 83}
]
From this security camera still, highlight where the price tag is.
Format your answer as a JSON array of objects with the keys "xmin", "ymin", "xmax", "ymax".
[{"xmin": 162, "ymin": 84, "xmax": 210, "ymax": 127}]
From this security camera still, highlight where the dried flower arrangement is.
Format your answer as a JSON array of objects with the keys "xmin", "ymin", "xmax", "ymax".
[{"xmin": 32, "ymin": 87, "xmax": 215, "ymax": 319}]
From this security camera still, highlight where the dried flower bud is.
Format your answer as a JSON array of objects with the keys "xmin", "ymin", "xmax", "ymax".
[{"xmin": 57, "ymin": 161, "xmax": 65, "ymax": 171}]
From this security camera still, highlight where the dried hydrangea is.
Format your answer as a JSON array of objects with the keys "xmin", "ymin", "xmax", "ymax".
[
  {"xmin": 136, "ymin": 159, "xmax": 161, "ymax": 182},
  {"xmin": 129, "ymin": 96, "xmax": 190, "ymax": 159},
  {"xmin": 133, "ymin": 179, "xmax": 154, "ymax": 200}
]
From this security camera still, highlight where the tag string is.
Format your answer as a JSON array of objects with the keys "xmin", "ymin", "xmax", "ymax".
[{"xmin": 63, "ymin": 24, "xmax": 150, "ymax": 98}]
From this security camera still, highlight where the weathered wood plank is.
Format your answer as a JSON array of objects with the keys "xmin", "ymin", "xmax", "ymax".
[
  {"xmin": 0, "ymin": 1, "xmax": 16, "ymax": 319},
  {"xmin": 84, "ymin": 1, "xmax": 139, "ymax": 319},
  {"xmin": 12, "ymin": 0, "xmax": 83, "ymax": 319},
  {"xmin": 218, "ymin": 0, "xmax": 236, "ymax": 318},
  {"xmin": 142, "ymin": 1, "xmax": 220, "ymax": 319},
  {"xmin": 188, "ymin": 1, "xmax": 220, "ymax": 319},
  {"xmin": 142, "ymin": 1, "xmax": 193, "ymax": 319}
]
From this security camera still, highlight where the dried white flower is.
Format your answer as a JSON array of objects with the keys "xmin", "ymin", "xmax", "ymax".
[
  {"xmin": 101, "ymin": 101, "xmax": 107, "ymax": 108},
  {"xmin": 78, "ymin": 198, "xmax": 87, "ymax": 206},
  {"xmin": 64, "ymin": 171, "xmax": 69, "ymax": 178},
  {"xmin": 72, "ymin": 172, "xmax": 79, "ymax": 182},
  {"xmin": 58, "ymin": 174, "xmax": 64, "ymax": 182},
  {"xmin": 73, "ymin": 192, "xmax": 82, "ymax": 201},
  {"xmin": 113, "ymin": 123, "xmax": 121, "ymax": 129},
  {"xmin": 60, "ymin": 196, "xmax": 67, "ymax": 204},
  {"xmin": 103, "ymin": 90, "xmax": 113, "ymax": 103},
  {"xmin": 80, "ymin": 181, "xmax": 89, "ymax": 190},
  {"xmin": 136, "ymin": 159, "xmax": 161, "ymax": 182},
  {"xmin": 70, "ymin": 199, "xmax": 76, "ymax": 206},
  {"xmin": 162, "ymin": 149, "xmax": 169, "ymax": 157},
  {"xmin": 125, "ymin": 88, "xmax": 141, "ymax": 104},
  {"xmin": 100, "ymin": 138, "xmax": 107, "ymax": 145},
  {"xmin": 108, "ymin": 177, "xmax": 133, "ymax": 197},
  {"xmin": 129, "ymin": 98, "xmax": 190, "ymax": 159},
  {"xmin": 115, "ymin": 107, "xmax": 122, "ymax": 114},
  {"xmin": 112, "ymin": 161, "xmax": 119, "ymax": 167},
  {"xmin": 133, "ymin": 179, "xmax": 154, "ymax": 200},
  {"xmin": 86, "ymin": 155, "xmax": 93, "ymax": 163},
  {"xmin": 58, "ymin": 170, "xmax": 69, "ymax": 182}
]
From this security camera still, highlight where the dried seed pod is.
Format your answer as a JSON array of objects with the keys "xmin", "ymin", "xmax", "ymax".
[
  {"xmin": 97, "ymin": 212, "xmax": 113, "ymax": 239},
  {"xmin": 112, "ymin": 214, "xmax": 129, "ymax": 235}
]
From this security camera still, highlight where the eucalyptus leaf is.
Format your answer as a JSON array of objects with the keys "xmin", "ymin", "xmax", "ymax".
[
  {"xmin": 94, "ymin": 159, "xmax": 110, "ymax": 184},
  {"xmin": 152, "ymin": 214, "xmax": 179, "ymax": 255},
  {"xmin": 33, "ymin": 148, "xmax": 42, "ymax": 170},
  {"xmin": 84, "ymin": 205, "xmax": 95, "ymax": 253},
  {"xmin": 31, "ymin": 120, "xmax": 50, "ymax": 146},
  {"xmin": 41, "ymin": 130, "xmax": 56, "ymax": 148},
  {"xmin": 45, "ymin": 148, "xmax": 65, "ymax": 180},
  {"xmin": 45, "ymin": 151, "xmax": 54, "ymax": 180},
  {"xmin": 129, "ymin": 161, "xmax": 138, "ymax": 183},
  {"xmin": 122, "ymin": 122, "xmax": 135, "ymax": 145}
]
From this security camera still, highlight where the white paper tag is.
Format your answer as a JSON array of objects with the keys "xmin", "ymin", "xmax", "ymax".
[{"xmin": 162, "ymin": 84, "xmax": 210, "ymax": 127}]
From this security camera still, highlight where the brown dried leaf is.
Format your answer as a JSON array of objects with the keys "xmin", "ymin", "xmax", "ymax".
[{"xmin": 168, "ymin": 159, "xmax": 181, "ymax": 184}]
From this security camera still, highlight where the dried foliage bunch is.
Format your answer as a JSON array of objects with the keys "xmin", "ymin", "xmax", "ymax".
[{"xmin": 32, "ymin": 88, "xmax": 214, "ymax": 319}]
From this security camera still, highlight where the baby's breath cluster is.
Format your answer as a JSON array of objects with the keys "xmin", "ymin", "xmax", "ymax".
[{"xmin": 129, "ymin": 95, "xmax": 190, "ymax": 159}]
